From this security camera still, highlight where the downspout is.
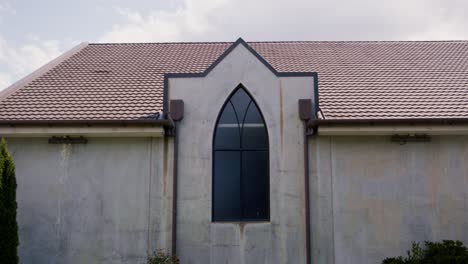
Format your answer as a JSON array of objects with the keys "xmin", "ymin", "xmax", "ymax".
[
  {"xmin": 299, "ymin": 99, "xmax": 313, "ymax": 264},
  {"xmin": 168, "ymin": 100, "xmax": 184, "ymax": 256},
  {"xmin": 171, "ymin": 121, "xmax": 179, "ymax": 255},
  {"xmin": 303, "ymin": 121, "xmax": 311, "ymax": 264}
]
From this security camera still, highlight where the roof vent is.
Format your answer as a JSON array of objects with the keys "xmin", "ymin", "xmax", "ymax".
[{"xmin": 391, "ymin": 134, "xmax": 431, "ymax": 145}]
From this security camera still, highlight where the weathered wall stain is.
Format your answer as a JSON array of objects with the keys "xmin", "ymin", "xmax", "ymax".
[
  {"xmin": 310, "ymin": 135, "xmax": 468, "ymax": 264},
  {"xmin": 7, "ymin": 135, "xmax": 468, "ymax": 263},
  {"xmin": 9, "ymin": 137, "xmax": 158, "ymax": 264},
  {"xmin": 163, "ymin": 137, "xmax": 169, "ymax": 196},
  {"xmin": 279, "ymin": 80, "xmax": 284, "ymax": 152}
]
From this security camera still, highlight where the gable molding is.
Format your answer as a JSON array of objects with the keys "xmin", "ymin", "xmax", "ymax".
[{"xmin": 163, "ymin": 38, "xmax": 319, "ymax": 116}]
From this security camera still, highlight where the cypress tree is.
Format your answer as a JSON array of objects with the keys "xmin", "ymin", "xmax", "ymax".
[{"xmin": 0, "ymin": 138, "xmax": 19, "ymax": 264}]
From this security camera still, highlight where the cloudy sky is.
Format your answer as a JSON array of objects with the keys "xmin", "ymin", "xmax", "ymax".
[{"xmin": 0, "ymin": 0, "xmax": 467, "ymax": 90}]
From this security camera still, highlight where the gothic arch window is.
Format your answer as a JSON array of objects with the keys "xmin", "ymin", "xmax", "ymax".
[{"xmin": 212, "ymin": 85, "xmax": 269, "ymax": 221}]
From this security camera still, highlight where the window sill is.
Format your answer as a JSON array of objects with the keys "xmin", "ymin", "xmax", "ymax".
[{"xmin": 212, "ymin": 220, "xmax": 270, "ymax": 224}]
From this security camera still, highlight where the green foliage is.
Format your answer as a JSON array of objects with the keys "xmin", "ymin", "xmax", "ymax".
[
  {"xmin": 147, "ymin": 250, "xmax": 179, "ymax": 264},
  {"xmin": 0, "ymin": 138, "xmax": 19, "ymax": 264},
  {"xmin": 382, "ymin": 240, "xmax": 468, "ymax": 264},
  {"xmin": 382, "ymin": 242, "xmax": 424, "ymax": 264}
]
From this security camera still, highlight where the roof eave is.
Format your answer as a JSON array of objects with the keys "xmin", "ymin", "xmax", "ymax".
[
  {"xmin": 309, "ymin": 118, "xmax": 468, "ymax": 127},
  {"xmin": 0, "ymin": 119, "xmax": 173, "ymax": 127},
  {"xmin": 309, "ymin": 118, "xmax": 468, "ymax": 136},
  {"xmin": 0, "ymin": 119, "xmax": 173, "ymax": 138}
]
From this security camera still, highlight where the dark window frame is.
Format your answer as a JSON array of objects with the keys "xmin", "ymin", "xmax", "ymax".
[{"xmin": 212, "ymin": 84, "xmax": 270, "ymax": 222}]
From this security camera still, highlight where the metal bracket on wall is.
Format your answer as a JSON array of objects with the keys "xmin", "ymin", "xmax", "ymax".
[
  {"xmin": 48, "ymin": 136, "xmax": 88, "ymax": 144},
  {"xmin": 390, "ymin": 134, "xmax": 431, "ymax": 145}
]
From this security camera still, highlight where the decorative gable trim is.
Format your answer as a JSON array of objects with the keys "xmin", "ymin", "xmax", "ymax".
[{"xmin": 164, "ymin": 38, "xmax": 319, "ymax": 116}]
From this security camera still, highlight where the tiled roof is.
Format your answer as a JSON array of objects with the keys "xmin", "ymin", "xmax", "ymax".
[{"xmin": 1, "ymin": 40, "xmax": 467, "ymax": 121}]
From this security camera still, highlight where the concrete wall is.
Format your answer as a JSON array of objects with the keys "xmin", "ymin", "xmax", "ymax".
[
  {"xmin": 309, "ymin": 135, "xmax": 468, "ymax": 264},
  {"xmin": 169, "ymin": 43, "xmax": 315, "ymax": 263},
  {"xmin": 6, "ymin": 137, "xmax": 173, "ymax": 264},
  {"xmin": 9, "ymin": 134, "xmax": 468, "ymax": 264}
]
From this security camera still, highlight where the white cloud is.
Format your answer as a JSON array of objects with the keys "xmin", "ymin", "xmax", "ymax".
[
  {"xmin": 2, "ymin": 0, "xmax": 468, "ymax": 91},
  {"xmin": 100, "ymin": 0, "xmax": 468, "ymax": 43},
  {"xmin": 0, "ymin": 72, "xmax": 12, "ymax": 89},
  {"xmin": 0, "ymin": 36, "xmax": 63, "ymax": 90},
  {"xmin": 0, "ymin": 2, "xmax": 16, "ymax": 15},
  {"xmin": 100, "ymin": 0, "xmax": 229, "ymax": 42}
]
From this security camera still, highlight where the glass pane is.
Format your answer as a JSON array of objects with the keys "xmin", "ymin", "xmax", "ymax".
[
  {"xmin": 218, "ymin": 102, "xmax": 238, "ymax": 124},
  {"xmin": 215, "ymin": 102, "xmax": 240, "ymax": 149},
  {"xmin": 242, "ymin": 151, "xmax": 269, "ymax": 220},
  {"xmin": 241, "ymin": 102, "xmax": 268, "ymax": 148},
  {"xmin": 230, "ymin": 88, "xmax": 251, "ymax": 121},
  {"xmin": 213, "ymin": 151, "xmax": 241, "ymax": 221}
]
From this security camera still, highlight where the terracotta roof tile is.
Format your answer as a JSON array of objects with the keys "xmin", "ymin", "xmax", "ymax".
[{"xmin": 1, "ymin": 40, "xmax": 467, "ymax": 121}]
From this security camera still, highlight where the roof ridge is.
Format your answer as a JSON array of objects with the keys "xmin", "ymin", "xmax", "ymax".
[
  {"xmin": 89, "ymin": 41, "xmax": 234, "ymax": 45},
  {"xmin": 250, "ymin": 40, "xmax": 468, "ymax": 43},
  {"xmin": 89, "ymin": 40, "xmax": 468, "ymax": 45}
]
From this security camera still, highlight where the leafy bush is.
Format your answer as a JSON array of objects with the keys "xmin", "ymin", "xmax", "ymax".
[
  {"xmin": 0, "ymin": 138, "xmax": 19, "ymax": 264},
  {"xmin": 148, "ymin": 250, "xmax": 179, "ymax": 264},
  {"xmin": 383, "ymin": 240, "xmax": 468, "ymax": 264}
]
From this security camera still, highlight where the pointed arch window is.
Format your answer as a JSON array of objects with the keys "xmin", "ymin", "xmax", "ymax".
[{"xmin": 213, "ymin": 85, "xmax": 269, "ymax": 221}]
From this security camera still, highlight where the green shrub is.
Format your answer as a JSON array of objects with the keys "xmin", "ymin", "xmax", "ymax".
[
  {"xmin": 147, "ymin": 250, "xmax": 179, "ymax": 264},
  {"xmin": 383, "ymin": 240, "xmax": 468, "ymax": 264},
  {"xmin": 0, "ymin": 138, "xmax": 19, "ymax": 264}
]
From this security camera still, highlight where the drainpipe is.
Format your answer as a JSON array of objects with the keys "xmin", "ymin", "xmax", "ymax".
[
  {"xmin": 299, "ymin": 99, "xmax": 313, "ymax": 264},
  {"xmin": 171, "ymin": 122, "xmax": 179, "ymax": 255},
  {"xmin": 169, "ymin": 100, "xmax": 184, "ymax": 256}
]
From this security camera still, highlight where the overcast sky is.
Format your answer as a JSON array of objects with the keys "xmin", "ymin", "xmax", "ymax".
[{"xmin": 0, "ymin": 0, "xmax": 467, "ymax": 90}]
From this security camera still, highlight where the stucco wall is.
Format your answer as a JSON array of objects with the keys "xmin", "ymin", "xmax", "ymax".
[
  {"xmin": 6, "ymin": 137, "xmax": 173, "ymax": 264},
  {"xmin": 309, "ymin": 135, "xmax": 468, "ymax": 264},
  {"xmin": 169, "ymin": 43, "xmax": 315, "ymax": 263}
]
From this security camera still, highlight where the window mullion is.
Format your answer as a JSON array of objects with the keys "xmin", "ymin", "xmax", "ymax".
[
  {"xmin": 240, "ymin": 100, "xmax": 252, "ymax": 149},
  {"xmin": 240, "ymin": 149, "xmax": 244, "ymax": 220},
  {"xmin": 229, "ymin": 100, "xmax": 242, "ymax": 148}
]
